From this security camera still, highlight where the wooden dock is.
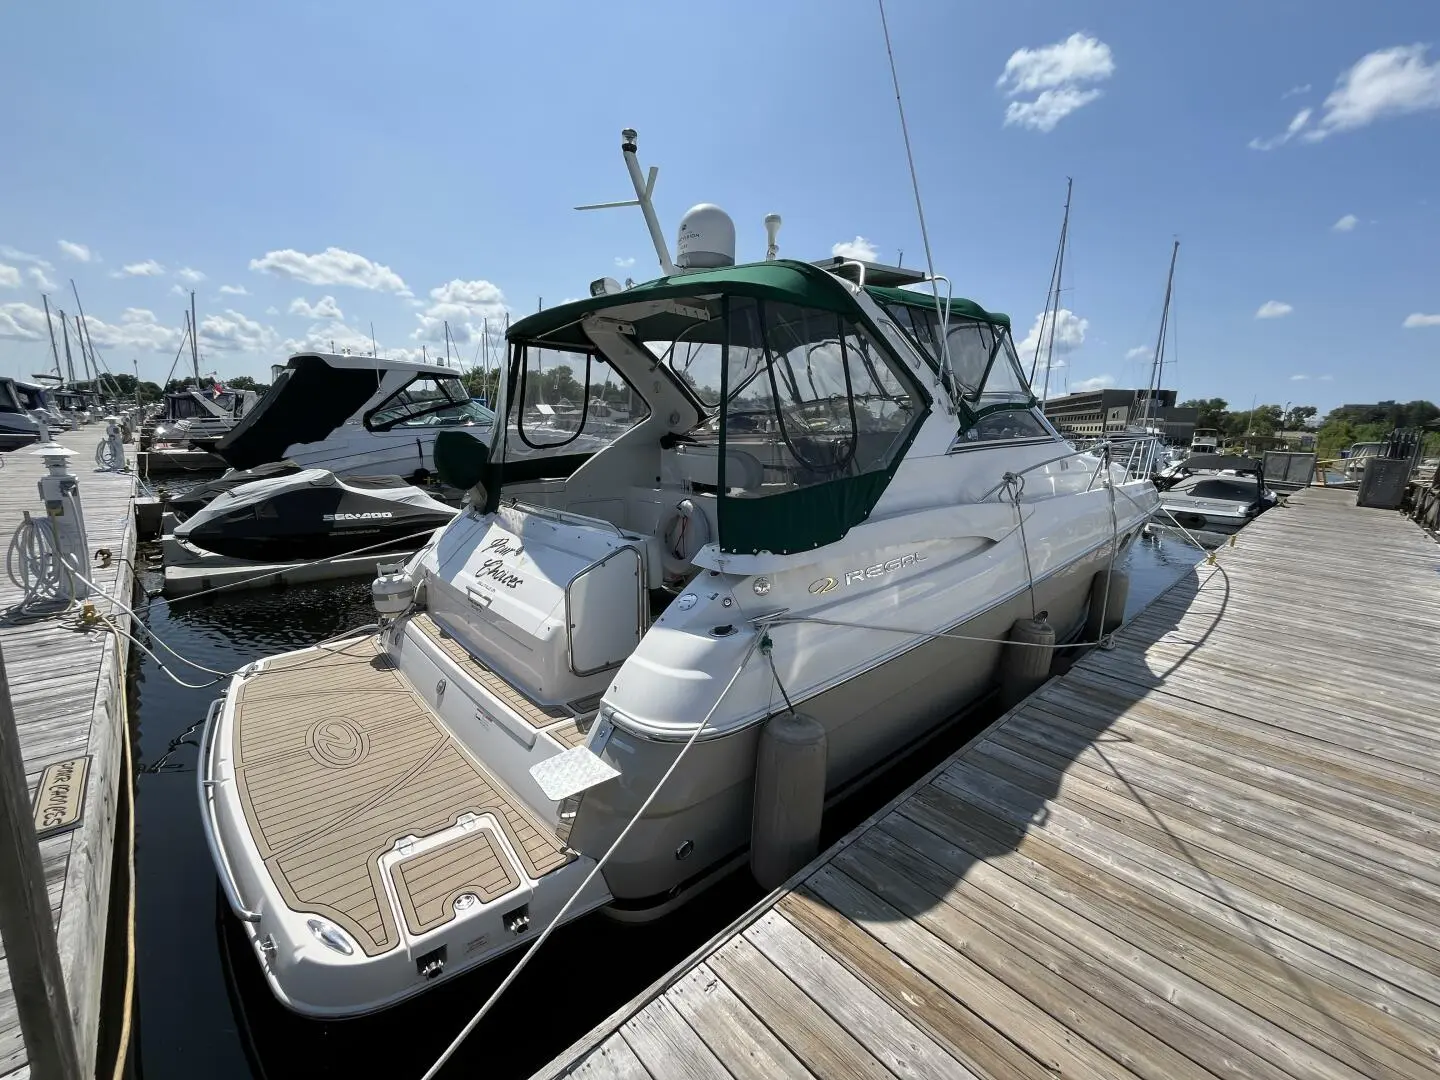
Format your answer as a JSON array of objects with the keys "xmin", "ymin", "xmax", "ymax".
[
  {"xmin": 1, "ymin": 430, "xmax": 138, "ymax": 1080},
  {"xmin": 534, "ymin": 485, "xmax": 1440, "ymax": 1080}
]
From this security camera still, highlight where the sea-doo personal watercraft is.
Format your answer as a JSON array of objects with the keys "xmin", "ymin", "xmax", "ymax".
[
  {"xmin": 175, "ymin": 468, "xmax": 459, "ymax": 562},
  {"xmin": 200, "ymin": 130, "xmax": 1158, "ymax": 1018}
]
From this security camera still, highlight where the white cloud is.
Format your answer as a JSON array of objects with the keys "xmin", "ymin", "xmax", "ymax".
[
  {"xmin": 1255, "ymin": 300, "xmax": 1293, "ymax": 319},
  {"xmin": 0, "ymin": 302, "xmax": 179, "ymax": 351},
  {"xmin": 997, "ymin": 33, "xmax": 1114, "ymax": 131},
  {"xmin": 1018, "ymin": 308, "xmax": 1089, "ymax": 362},
  {"xmin": 0, "ymin": 245, "xmax": 51, "ymax": 269},
  {"xmin": 1282, "ymin": 83, "xmax": 1311, "ymax": 99},
  {"xmin": 614, "ymin": 256, "xmax": 636, "ymax": 269},
  {"xmin": 282, "ymin": 320, "xmax": 377, "ymax": 357},
  {"xmin": 0, "ymin": 302, "xmax": 47, "ymax": 340},
  {"xmin": 1332, "ymin": 213, "xmax": 1358, "ymax": 231},
  {"xmin": 169, "ymin": 284, "xmax": 187, "ymax": 297},
  {"xmin": 114, "ymin": 259, "xmax": 166, "ymax": 278},
  {"xmin": 411, "ymin": 278, "xmax": 508, "ymax": 345},
  {"xmin": 831, "ymin": 236, "xmax": 878, "ymax": 262},
  {"xmin": 249, "ymin": 246, "xmax": 410, "ymax": 295},
  {"xmin": 28, "ymin": 266, "xmax": 56, "ymax": 290},
  {"xmin": 176, "ymin": 266, "xmax": 206, "ymax": 283},
  {"xmin": 218, "ymin": 284, "xmax": 249, "ymax": 295},
  {"xmin": 997, "ymin": 32, "xmax": 1115, "ymax": 94},
  {"xmin": 1307, "ymin": 44, "xmax": 1440, "ymax": 141},
  {"xmin": 58, "ymin": 240, "xmax": 93, "ymax": 262},
  {"xmin": 289, "ymin": 295, "xmax": 343, "ymax": 320},
  {"xmin": 1072, "ymin": 375, "xmax": 1115, "ymax": 392},
  {"xmin": 1124, "ymin": 345, "xmax": 1152, "ymax": 361},
  {"xmin": 1289, "ymin": 374, "xmax": 1310, "ymax": 381},
  {"xmin": 265, "ymin": 305, "xmax": 279, "ymax": 315},
  {"xmin": 1319, "ymin": 374, "xmax": 1334, "ymax": 381},
  {"xmin": 199, "ymin": 309, "xmax": 278, "ymax": 353},
  {"xmin": 0, "ymin": 264, "xmax": 19, "ymax": 288},
  {"xmin": 1248, "ymin": 107, "xmax": 1313, "ymax": 150},
  {"xmin": 1403, "ymin": 312, "xmax": 1440, "ymax": 328},
  {"xmin": 1005, "ymin": 88, "xmax": 1105, "ymax": 132}
]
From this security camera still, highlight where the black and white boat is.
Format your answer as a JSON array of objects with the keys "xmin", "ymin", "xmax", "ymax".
[
  {"xmin": 215, "ymin": 353, "xmax": 494, "ymax": 479},
  {"xmin": 173, "ymin": 467, "xmax": 458, "ymax": 562},
  {"xmin": 1157, "ymin": 453, "xmax": 1275, "ymax": 541},
  {"xmin": 0, "ymin": 378, "xmax": 42, "ymax": 451}
]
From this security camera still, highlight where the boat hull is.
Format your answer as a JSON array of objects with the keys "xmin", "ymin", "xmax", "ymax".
[{"xmin": 569, "ymin": 529, "xmax": 1131, "ymax": 908}]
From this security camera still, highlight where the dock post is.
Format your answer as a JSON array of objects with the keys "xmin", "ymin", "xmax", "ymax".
[{"xmin": 0, "ymin": 641, "xmax": 84, "ymax": 1080}]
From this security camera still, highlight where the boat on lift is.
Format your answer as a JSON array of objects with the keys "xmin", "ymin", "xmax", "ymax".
[
  {"xmin": 151, "ymin": 385, "xmax": 259, "ymax": 448},
  {"xmin": 214, "ymin": 353, "xmax": 496, "ymax": 480},
  {"xmin": 199, "ymin": 129, "xmax": 1158, "ymax": 1018},
  {"xmin": 173, "ymin": 467, "xmax": 459, "ymax": 562},
  {"xmin": 1189, "ymin": 428, "xmax": 1219, "ymax": 455},
  {"xmin": 1156, "ymin": 452, "xmax": 1274, "ymax": 543}
]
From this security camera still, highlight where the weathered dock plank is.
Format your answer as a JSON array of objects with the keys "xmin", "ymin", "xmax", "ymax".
[
  {"xmin": 0, "ymin": 430, "xmax": 138, "ymax": 1080},
  {"xmin": 534, "ymin": 486, "xmax": 1440, "ymax": 1080}
]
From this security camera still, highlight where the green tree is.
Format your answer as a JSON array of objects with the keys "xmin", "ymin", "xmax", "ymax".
[
  {"xmin": 1179, "ymin": 397, "xmax": 1228, "ymax": 430},
  {"xmin": 1283, "ymin": 404, "xmax": 1317, "ymax": 429}
]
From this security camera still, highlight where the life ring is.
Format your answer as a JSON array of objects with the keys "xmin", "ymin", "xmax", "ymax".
[{"xmin": 659, "ymin": 499, "xmax": 712, "ymax": 583}]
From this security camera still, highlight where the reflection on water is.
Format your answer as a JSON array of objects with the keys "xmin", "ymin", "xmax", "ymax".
[{"xmin": 131, "ymin": 532, "xmax": 1203, "ymax": 1079}]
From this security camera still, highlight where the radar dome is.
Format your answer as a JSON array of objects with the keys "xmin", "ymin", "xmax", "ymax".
[{"xmin": 676, "ymin": 204, "xmax": 735, "ymax": 270}]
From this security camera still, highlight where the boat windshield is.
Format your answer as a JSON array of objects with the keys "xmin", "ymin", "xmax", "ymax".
[
  {"xmin": 14, "ymin": 384, "xmax": 45, "ymax": 410},
  {"xmin": 502, "ymin": 346, "xmax": 647, "ymax": 458},
  {"xmin": 873, "ymin": 295, "xmax": 1034, "ymax": 407},
  {"xmin": 367, "ymin": 375, "xmax": 495, "ymax": 431},
  {"xmin": 0, "ymin": 381, "xmax": 21, "ymax": 413},
  {"xmin": 645, "ymin": 294, "xmax": 924, "ymax": 554}
]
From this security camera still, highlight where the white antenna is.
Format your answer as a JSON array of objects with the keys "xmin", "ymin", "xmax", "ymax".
[
  {"xmin": 764, "ymin": 213, "xmax": 782, "ymax": 261},
  {"xmin": 576, "ymin": 129, "xmax": 678, "ymax": 277},
  {"xmin": 877, "ymin": 0, "xmax": 955, "ymax": 403}
]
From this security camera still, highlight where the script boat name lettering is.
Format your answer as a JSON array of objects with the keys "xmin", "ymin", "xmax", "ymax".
[{"xmin": 477, "ymin": 558, "xmax": 523, "ymax": 589}]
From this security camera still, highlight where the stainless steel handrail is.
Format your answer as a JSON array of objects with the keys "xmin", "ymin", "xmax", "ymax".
[{"xmin": 197, "ymin": 694, "xmax": 262, "ymax": 923}]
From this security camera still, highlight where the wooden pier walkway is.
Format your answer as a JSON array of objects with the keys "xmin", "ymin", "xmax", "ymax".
[
  {"xmin": 1, "ymin": 429, "xmax": 138, "ymax": 1080},
  {"xmin": 535, "ymin": 485, "xmax": 1440, "ymax": 1080}
]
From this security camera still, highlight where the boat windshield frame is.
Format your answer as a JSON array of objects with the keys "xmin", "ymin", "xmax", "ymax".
[
  {"xmin": 502, "ymin": 260, "xmax": 934, "ymax": 555},
  {"xmin": 364, "ymin": 373, "xmax": 493, "ymax": 432}
]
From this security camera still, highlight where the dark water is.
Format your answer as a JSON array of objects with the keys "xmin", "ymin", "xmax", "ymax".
[{"xmin": 129, "ymin": 527, "xmax": 1202, "ymax": 1080}]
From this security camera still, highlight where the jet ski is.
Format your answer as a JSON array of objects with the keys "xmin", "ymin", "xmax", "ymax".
[
  {"xmin": 166, "ymin": 461, "xmax": 306, "ymax": 521},
  {"xmin": 173, "ymin": 468, "xmax": 459, "ymax": 562}
]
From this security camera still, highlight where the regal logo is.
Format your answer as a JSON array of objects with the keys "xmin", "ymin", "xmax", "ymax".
[
  {"xmin": 809, "ymin": 552, "xmax": 925, "ymax": 594},
  {"xmin": 308, "ymin": 717, "xmax": 369, "ymax": 768}
]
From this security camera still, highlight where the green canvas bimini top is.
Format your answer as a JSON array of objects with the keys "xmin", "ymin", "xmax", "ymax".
[
  {"xmin": 863, "ymin": 285, "xmax": 1010, "ymax": 328},
  {"xmin": 508, "ymin": 260, "xmax": 863, "ymax": 348}
]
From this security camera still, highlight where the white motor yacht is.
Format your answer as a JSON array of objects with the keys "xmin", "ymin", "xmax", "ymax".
[
  {"xmin": 213, "ymin": 353, "xmax": 494, "ymax": 479},
  {"xmin": 199, "ymin": 132, "xmax": 1158, "ymax": 1018},
  {"xmin": 152, "ymin": 386, "xmax": 258, "ymax": 447}
]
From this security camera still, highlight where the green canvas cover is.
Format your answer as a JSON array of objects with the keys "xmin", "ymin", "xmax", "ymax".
[
  {"xmin": 507, "ymin": 260, "xmax": 864, "ymax": 348},
  {"xmin": 863, "ymin": 285, "xmax": 1010, "ymax": 328}
]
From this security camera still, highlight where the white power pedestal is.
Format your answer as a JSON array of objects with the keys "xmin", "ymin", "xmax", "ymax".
[{"xmin": 32, "ymin": 442, "xmax": 91, "ymax": 603}]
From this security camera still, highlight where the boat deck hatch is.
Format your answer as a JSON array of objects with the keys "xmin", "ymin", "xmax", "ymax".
[{"xmin": 230, "ymin": 637, "xmax": 574, "ymax": 957}]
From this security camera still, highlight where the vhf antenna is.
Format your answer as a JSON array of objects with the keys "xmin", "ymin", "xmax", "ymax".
[{"xmin": 575, "ymin": 129, "xmax": 678, "ymax": 277}]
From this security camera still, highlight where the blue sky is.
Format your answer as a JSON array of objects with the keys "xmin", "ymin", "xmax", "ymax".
[{"xmin": 1, "ymin": 0, "xmax": 1436, "ymax": 413}]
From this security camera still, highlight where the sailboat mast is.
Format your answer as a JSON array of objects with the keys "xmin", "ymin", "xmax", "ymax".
[
  {"xmin": 60, "ymin": 312, "xmax": 77, "ymax": 386},
  {"xmin": 1145, "ymin": 240, "xmax": 1179, "ymax": 426},
  {"xmin": 190, "ymin": 291, "xmax": 201, "ymax": 385},
  {"xmin": 74, "ymin": 316, "xmax": 92, "ymax": 385},
  {"xmin": 41, "ymin": 295, "xmax": 62, "ymax": 380},
  {"xmin": 71, "ymin": 279, "xmax": 107, "ymax": 394},
  {"xmin": 1040, "ymin": 177, "xmax": 1073, "ymax": 404}
]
